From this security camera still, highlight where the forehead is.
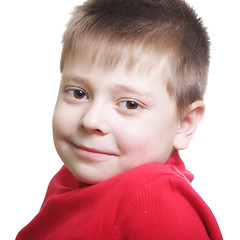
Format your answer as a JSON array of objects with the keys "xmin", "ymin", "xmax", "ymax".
[
  {"xmin": 63, "ymin": 48, "xmax": 171, "ymax": 89},
  {"xmin": 63, "ymin": 30, "xmax": 173, "ymax": 76},
  {"xmin": 66, "ymin": 53, "xmax": 171, "ymax": 90}
]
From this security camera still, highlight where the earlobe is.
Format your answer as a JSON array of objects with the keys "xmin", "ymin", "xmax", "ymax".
[{"xmin": 174, "ymin": 100, "xmax": 205, "ymax": 150}]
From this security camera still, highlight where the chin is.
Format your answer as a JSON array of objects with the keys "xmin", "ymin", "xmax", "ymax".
[{"xmin": 69, "ymin": 168, "xmax": 109, "ymax": 185}]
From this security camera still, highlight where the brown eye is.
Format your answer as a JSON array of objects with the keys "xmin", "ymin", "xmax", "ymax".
[
  {"xmin": 73, "ymin": 90, "xmax": 86, "ymax": 99},
  {"xmin": 118, "ymin": 100, "xmax": 142, "ymax": 111},
  {"xmin": 126, "ymin": 101, "xmax": 139, "ymax": 109},
  {"xmin": 67, "ymin": 89, "xmax": 88, "ymax": 100}
]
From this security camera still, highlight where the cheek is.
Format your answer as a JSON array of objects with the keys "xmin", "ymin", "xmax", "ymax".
[
  {"xmin": 52, "ymin": 104, "xmax": 75, "ymax": 139},
  {"xmin": 116, "ymin": 119, "xmax": 154, "ymax": 154},
  {"xmin": 116, "ymin": 117, "xmax": 176, "ymax": 163}
]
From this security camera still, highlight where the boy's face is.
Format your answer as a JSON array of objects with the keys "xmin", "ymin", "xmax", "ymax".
[{"xmin": 53, "ymin": 55, "xmax": 180, "ymax": 184}]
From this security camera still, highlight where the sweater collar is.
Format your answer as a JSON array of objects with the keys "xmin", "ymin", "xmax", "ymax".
[{"xmin": 165, "ymin": 151, "xmax": 194, "ymax": 183}]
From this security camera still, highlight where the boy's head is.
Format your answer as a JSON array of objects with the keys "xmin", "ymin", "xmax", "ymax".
[
  {"xmin": 60, "ymin": 0, "xmax": 210, "ymax": 116},
  {"xmin": 53, "ymin": 0, "xmax": 210, "ymax": 184}
]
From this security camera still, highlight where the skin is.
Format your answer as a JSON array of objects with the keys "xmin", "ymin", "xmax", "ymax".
[{"xmin": 52, "ymin": 55, "xmax": 204, "ymax": 184}]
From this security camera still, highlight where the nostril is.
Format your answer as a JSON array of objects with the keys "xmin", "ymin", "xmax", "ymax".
[
  {"xmin": 81, "ymin": 125, "xmax": 106, "ymax": 136},
  {"xmin": 80, "ymin": 120, "xmax": 108, "ymax": 136},
  {"xmin": 93, "ymin": 129, "xmax": 105, "ymax": 135}
]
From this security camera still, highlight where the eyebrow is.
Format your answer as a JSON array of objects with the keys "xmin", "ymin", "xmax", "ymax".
[
  {"xmin": 61, "ymin": 74, "xmax": 89, "ymax": 84},
  {"xmin": 113, "ymin": 84, "xmax": 152, "ymax": 98},
  {"xmin": 62, "ymin": 74, "xmax": 152, "ymax": 98}
]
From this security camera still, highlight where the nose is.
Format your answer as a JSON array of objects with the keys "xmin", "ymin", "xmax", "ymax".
[{"xmin": 80, "ymin": 101, "xmax": 110, "ymax": 136}]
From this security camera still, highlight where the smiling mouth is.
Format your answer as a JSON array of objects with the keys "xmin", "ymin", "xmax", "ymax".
[{"xmin": 72, "ymin": 143, "xmax": 117, "ymax": 161}]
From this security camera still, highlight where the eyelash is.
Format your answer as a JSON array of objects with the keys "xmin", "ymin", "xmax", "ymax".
[
  {"xmin": 117, "ymin": 100, "xmax": 143, "ymax": 111},
  {"xmin": 65, "ymin": 88, "xmax": 145, "ymax": 112},
  {"xmin": 66, "ymin": 88, "xmax": 88, "ymax": 101}
]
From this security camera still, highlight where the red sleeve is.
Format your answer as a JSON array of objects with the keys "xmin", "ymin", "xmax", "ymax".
[{"xmin": 108, "ymin": 174, "xmax": 223, "ymax": 240}]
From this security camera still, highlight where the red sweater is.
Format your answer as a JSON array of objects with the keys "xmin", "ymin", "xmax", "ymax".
[{"xmin": 16, "ymin": 152, "xmax": 222, "ymax": 239}]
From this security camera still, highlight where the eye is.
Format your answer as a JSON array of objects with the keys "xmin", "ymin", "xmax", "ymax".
[
  {"xmin": 67, "ymin": 89, "xmax": 88, "ymax": 100},
  {"xmin": 118, "ymin": 100, "xmax": 142, "ymax": 111}
]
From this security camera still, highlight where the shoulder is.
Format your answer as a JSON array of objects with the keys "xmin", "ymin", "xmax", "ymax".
[
  {"xmin": 117, "ymin": 162, "xmax": 192, "ymax": 194},
  {"xmin": 108, "ymin": 163, "xmax": 220, "ymax": 239},
  {"xmin": 120, "ymin": 162, "xmax": 198, "ymax": 208}
]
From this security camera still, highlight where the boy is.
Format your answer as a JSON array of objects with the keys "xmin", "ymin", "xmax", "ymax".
[{"xmin": 16, "ymin": 0, "xmax": 223, "ymax": 239}]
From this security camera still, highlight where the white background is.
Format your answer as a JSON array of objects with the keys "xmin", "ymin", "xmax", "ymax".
[{"xmin": 0, "ymin": 1, "xmax": 239, "ymax": 239}]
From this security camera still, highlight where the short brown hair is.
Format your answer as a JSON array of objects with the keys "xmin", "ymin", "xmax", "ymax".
[{"xmin": 60, "ymin": 0, "xmax": 210, "ymax": 116}]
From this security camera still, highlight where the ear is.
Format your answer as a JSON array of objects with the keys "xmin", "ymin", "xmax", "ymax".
[{"xmin": 174, "ymin": 100, "xmax": 205, "ymax": 150}]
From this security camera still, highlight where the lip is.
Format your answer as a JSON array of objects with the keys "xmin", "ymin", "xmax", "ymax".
[{"xmin": 72, "ymin": 143, "xmax": 117, "ymax": 161}]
